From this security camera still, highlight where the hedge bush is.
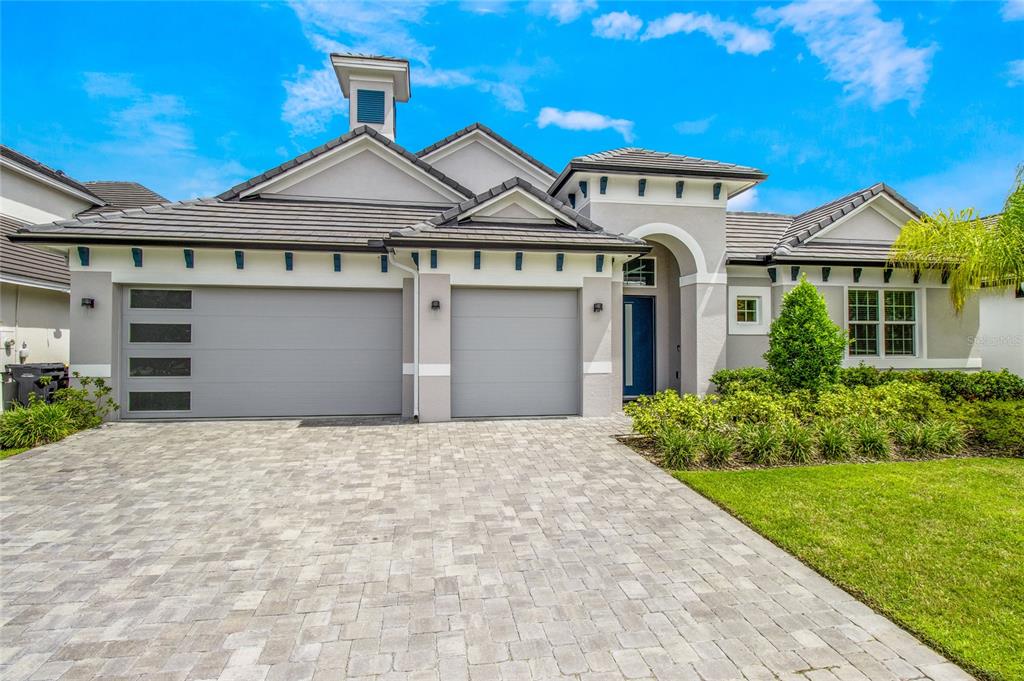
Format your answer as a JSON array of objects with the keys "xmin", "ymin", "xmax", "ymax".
[
  {"xmin": 764, "ymin": 278, "xmax": 848, "ymax": 391},
  {"xmin": 0, "ymin": 375, "xmax": 117, "ymax": 450}
]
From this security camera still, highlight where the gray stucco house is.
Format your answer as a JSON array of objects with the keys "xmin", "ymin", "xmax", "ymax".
[{"xmin": 10, "ymin": 54, "xmax": 999, "ymax": 422}]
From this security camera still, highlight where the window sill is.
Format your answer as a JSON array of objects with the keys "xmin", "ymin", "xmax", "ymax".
[{"xmin": 842, "ymin": 357, "xmax": 983, "ymax": 370}]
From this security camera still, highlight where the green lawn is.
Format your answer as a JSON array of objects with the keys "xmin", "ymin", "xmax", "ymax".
[
  {"xmin": 0, "ymin": 447, "xmax": 29, "ymax": 460},
  {"xmin": 676, "ymin": 458, "xmax": 1024, "ymax": 681}
]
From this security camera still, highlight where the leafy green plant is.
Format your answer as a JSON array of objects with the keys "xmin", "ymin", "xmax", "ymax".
[
  {"xmin": 764, "ymin": 277, "xmax": 849, "ymax": 391},
  {"xmin": 657, "ymin": 426, "xmax": 699, "ymax": 469},
  {"xmin": 780, "ymin": 421, "xmax": 815, "ymax": 464},
  {"xmin": 818, "ymin": 421, "xmax": 852, "ymax": 461},
  {"xmin": 54, "ymin": 374, "xmax": 118, "ymax": 428},
  {"xmin": 839, "ymin": 365, "xmax": 1024, "ymax": 401},
  {"xmin": 0, "ymin": 403, "xmax": 77, "ymax": 449},
  {"xmin": 699, "ymin": 429, "xmax": 735, "ymax": 467},
  {"xmin": 928, "ymin": 419, "xmax": 965, "ymax": 455},
  {"xmin": 710, "ymin": 368, "xmax": 779, "ymax": 396},
  {"xmin": 721, "ymin": 389, "xmax": 794, "ymax": 426},
  {"xmin": 958, "ymin": 400, "xmax": 1024, "ymax": 455},
  {"xmin": 737, "ymin": 423, "xmax": 781, "ymax": 466},
  {"xmin": 853, "ymin": 417, "xmax": 891, "ymax": 459},
  {"xmin": 625, "ymin": 390, "xmax": 723, "ymax": 437}
]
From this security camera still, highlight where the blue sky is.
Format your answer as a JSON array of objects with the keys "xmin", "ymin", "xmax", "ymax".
[{"xmin": 2, "ymin": 1, "xmax": 1022, "ymax": 215}]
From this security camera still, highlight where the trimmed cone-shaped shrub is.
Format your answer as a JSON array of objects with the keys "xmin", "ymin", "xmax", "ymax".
[{"xmin": 764, "ymin": 276, "xmax": 848, "ymax": 391}]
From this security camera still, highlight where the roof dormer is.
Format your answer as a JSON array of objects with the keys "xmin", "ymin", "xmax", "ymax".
[{"xmin": 331, "ymin": 53, "xmax": 410, "ymax": 142}]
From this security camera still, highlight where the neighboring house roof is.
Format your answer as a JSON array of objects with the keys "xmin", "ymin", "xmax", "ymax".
[
  {"xmin": 0, "ymin": 215, "xmax": 69, "ymax": 289},
  {"xmin": 415, "ymin": 122, "xmax": 557, "ymax": 178},
  {"xmin": 726, "ymin": 183, "xmax": 922, "ymax": 265},
  {"xmin": 12, "ymin": 198, "xmax": 448, "ymax": 251},
  {"xmin": 78, "ymin": 181, "xmax": 168, "ymax": 216},
  {"xmin": 388, "ymin": 177, "xmax": 649, "ymax": 253},
  {"xmin": 550, "ymin": 147, "xmax": 767, "ymax": 194},
  {"xmin": 0, "ymin": 145, "xmax": 106, "ymax": 206},
  {"xmin": 217, "ymin": 125, "xmax": 475, "ymax": 201}
]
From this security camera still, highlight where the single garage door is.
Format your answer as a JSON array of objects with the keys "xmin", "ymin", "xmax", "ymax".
[
  {"xmin": 451, "ymin": 288, "xmax": 579, "ymax": 418},
  {"xmin": 122, "ymin": 286, "xmax": 402, "ymax": 418}
]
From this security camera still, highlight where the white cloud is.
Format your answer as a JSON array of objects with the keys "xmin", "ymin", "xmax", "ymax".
[
  {"xmin": 1008, "ymin": 59, "xmax": 1024, "ymax": 87},
  {"xmin": 282, "ymin": 65, "xmax": 348, "ymax": 136},
  {"xmin": 1001, "ymin": 0, "xmax": 1024, "ymax": 20},
  {"xmin": 289, "ymin": 1, "xmax": 434, "ymax": 63},
  {"xmin": 674, "ymin": 116, "xmax": 716, "ymax": 135},
  {"xmin": 591, "ymin": 11, "xmax": 643, "ymax": 40},
  {"xmin": 460, "ymin": 0, "xmax": 510, "ymax": 15},
  {"xmin": 83, "ymin": 72, "xmax": 140, "ymax": 98},
  {"xmin": 81, "ymin": 72, "xmax": 252, "ymax": 200},
  {"xmin": 536, "ymin": 107, "xmax": 635, "ymax": 142},
  {"xmin": 529, "ymin": 0, "xmax": 597, "ymax": 24},
  {"xmin": 728, "ymin": 188, "xmax": 759, "ymax": 211},
  {"xmin": 642, "ymin": 12, "xmax": 773, "ymax": 55},
  {"xmin": 756, "ymin": 0, "xmax": 936, "ymax": 110}
]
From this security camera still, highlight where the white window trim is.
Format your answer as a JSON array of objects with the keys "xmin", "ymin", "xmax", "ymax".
[
  {"xmin": 623, "ymin": 257, "xmax": 657, "ymax": 288},
  {"xmin": 728, "ymin": 286, "xmax": 771, "ymax": 335},
  {"xmin": 845, "ymin": 287, "xmax": 921, "ymax": 359}
]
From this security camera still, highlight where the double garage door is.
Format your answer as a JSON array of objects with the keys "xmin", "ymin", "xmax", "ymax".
[
  {"xmin": 122, "ymin": 286, "xmax": 580, "ymax": 419},
  {"xmin": 122, "ymin": 287, "xmax": 402, "ymax": 418}
]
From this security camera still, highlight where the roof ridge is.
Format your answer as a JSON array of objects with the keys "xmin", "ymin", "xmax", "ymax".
[
  {"xmin": 216, "ymin": 126, "xmax": 475, "ymax": 201},
  {"xmin": 414, "ymin": 122, "xmax": 557, "ymax": 177},
  {"xmin": 1, "ymin": 144, "xmax": 106, "ymax": 205}
]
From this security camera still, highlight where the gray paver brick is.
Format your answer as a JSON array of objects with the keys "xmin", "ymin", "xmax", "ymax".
[{"xmin": 0, "ymin": 417, "xmax": 968, "ymax": 680}]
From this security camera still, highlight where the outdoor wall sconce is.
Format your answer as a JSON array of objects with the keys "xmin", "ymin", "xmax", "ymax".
[
  {"xmin": 593, "ymin": 302, "xmax": 604, "ymax": 312},
  {"xmin": 431, "ymin": 300, "xmax": 441, "ymax": 310},
  {"xmin": 81, "ymin": 298, "xmax": 95, "ymax": 308}
]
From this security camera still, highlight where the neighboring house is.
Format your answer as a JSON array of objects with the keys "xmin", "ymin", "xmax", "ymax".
[
  {"xmin": 9, "ymin": 54, "xmax": 1004, "ymax": 423},
  {"xmin": 1, "ymin": 144, "xmax": 166, "ymax": 406}
]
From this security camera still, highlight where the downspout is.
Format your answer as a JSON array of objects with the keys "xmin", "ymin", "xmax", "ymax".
[{"xmin": 388, "ymin": 250, "xmax": 419, "ymax": 418}]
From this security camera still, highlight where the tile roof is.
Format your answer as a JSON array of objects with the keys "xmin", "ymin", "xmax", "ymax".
[
  {"xmin": 79, "ymin": 181, "xmax": 168, "ymax": 216},
  {"xmin": 1, "ymin": 145, "xmax": 104, "ymax": 205},
  {"xmin": 389, "ymin": 177, "xmax": 649, "ymax": 253},
  {"xmin": 216, "ymin": 126, "xmax": 474, "ymax": 201},
  {"xmin": 726, "ymin": 183, "xmax": 923, "ymax": 264},
  {"xmin": 1, "ymin": 215, "xmax": 69, "ymax": 288},
  {"xmin": 415, "ymin": 123, "xmax": 557, "ymax": 177},
  {"xmin": 551, "ymin": 147, "xmax": 766, "ymax": 194},
  {"xmin": 12, "ymin": 198, "xmax": 448, "ymax": 251}
]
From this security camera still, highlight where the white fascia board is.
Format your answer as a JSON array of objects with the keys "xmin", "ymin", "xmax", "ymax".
[
  {"xmin": 238, "ymin": 136, "xmax": 466, "ymax": 202},
  {"xmin": 419, "ymin": 130, "xmax": 555, "ymax": 186},
  {"xmin": 0, "ymin": 158, "xmax": 102, "ymax": 207},
  {"xmin": 804, "ymin": 193, "xmax": 917, "ymax": 245},
  {"xmin": 461, "ymin": 186, "xmax": 576, "ymax": 225},
  {"xmin": 0, "ymin": 274, "xmax": 70, "ymax": 293}
]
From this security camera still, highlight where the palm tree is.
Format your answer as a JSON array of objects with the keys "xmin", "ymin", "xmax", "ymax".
[{"xmin": 889, "ymin": 165, "xmax": 1024, "ymax": 313}]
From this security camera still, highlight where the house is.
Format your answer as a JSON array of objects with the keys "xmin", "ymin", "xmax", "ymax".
[
  {"xmin": 1, "ymin": 144, "xmax": 166, "ymax": 405},
  {"xmin": 9, "ymin": 53, "xmax": 1001, "ymax": 422}
]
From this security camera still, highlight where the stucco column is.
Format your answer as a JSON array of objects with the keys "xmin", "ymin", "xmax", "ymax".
[
  {"xmin": 609, "ymin": 280, "xmax": 623, "ymax": 411},
  {"xmin": 680, "ymin": 279, "xmax": 727, "ymax": 395},
  {"xmin": 401, "ymin": 277, "xmax": 414, "ymax": 418},
  {"xmin": 580, "ymin": 276, "xmax": 614, "ymax": 416},
  {"xmin": 417, "ymin": 272, "xmax": 451, "ymax": 422},
  {"xmin": 70, "ymin": 270, "xmax": 121, "ymax": 419}
]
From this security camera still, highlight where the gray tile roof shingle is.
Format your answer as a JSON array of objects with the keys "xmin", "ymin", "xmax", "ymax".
[
  {"xmin": 415, "ymin": 123, "xmax": 557, "ymax": 178},
  {"xmin": 1, "ymin": 145, "xmax": 105, "ymax": 205},
  {"xmin": 216, "ymin": 126, "xmax": 474, "ymax": 201},
  {"xmin": 1, "ymin": 215, "xmax": 70, "ymax": 288},
  {"xmin": 78, "ymin": 181, "xmax": 168, "ymax": 215},
  {"xmin": 551, "ymin": 147, "xmax": 766, "ymax": 194}
]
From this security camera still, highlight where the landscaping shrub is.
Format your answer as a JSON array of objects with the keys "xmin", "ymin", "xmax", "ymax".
[
  {"xmin": 958, "ymin": 400, "xmax": 1024, "ymax": 455},
  {"xmin": 624, "ymin": 390, "xmax": 723, "ymax": 437},
  {"xmin": 780, "ymin": 421, "xmax": 815, "ymax": 464},
  {"xmin": 764, "ymin": 277, "xmax": 848, "ymax": 391},
  {"xmin": 657, "ymin": 426, "xmax": 699, "ymax": 469},
  {"xmin": 0, "ymin": 374, "xmax": 117, "ymax": 450},
  {"xmin": 710, "ymin": 367, "xmax": 779, "ymax": 395},
  {"xmin": 737, "ymin": 422, "xmax": 782, "ymax": 465},
  {"xmin": 895, "ymin": 419, "xmax": 960, "ymax": 458},
  {"xmin": 699, "ymin": 429, "xmax": 735, "ymax": 467},
  {"xmin": 818, "ymin": 421, "xmax": 852, "ymax": 461},
  {"xmin": 853, "ymin": 417, "xmax": 891, "ymax": 459},
  {"xmin": 720, "ymin": 389, "xmax": 794, "ymax": 426},
  {"xmin": 839, "ymin": 365, "xmax": 1024, "ymax": 401},
  {"xmin": 929, "ymin": 419, "xmax": 965, "ymax": 455}
]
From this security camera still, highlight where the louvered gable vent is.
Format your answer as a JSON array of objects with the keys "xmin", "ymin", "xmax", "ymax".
[{"xmin": 357, "ymin": 89, "xmax": 386, "ymax": 124}]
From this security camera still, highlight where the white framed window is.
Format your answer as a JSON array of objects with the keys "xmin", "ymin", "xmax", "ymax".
[
  {"xmin": 728, "ymin": 286, "xmax": 771, "ymax": 335},
  {"xmin": 624, "ymin": 257, "xmax": 656, "ymax": 287},
  {"xmin": 847, "ymin": 289, "xmax": 917, "ymax": 357}
]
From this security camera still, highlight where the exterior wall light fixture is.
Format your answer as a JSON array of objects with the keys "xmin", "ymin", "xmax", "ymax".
[
  {"xmin": 81, "ymin": 298, "xmax": 96, "ymax": 308},
  {"xmin": 593, "ymin": 302, "xmax": 604, "ymax": 312},
  {"xmin": 431, "ymin": 300, "xmax": 441, "ymax": 310}
]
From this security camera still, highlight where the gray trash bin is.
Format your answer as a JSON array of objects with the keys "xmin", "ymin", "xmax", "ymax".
[{"xmin": 4, "ymin": 363, "xmax": 68, "ymax": 406}]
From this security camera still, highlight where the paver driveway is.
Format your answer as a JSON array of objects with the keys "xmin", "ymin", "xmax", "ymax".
[{"xmin": 1, "ymin": 417, "xmax": 968, "ymax": 681}]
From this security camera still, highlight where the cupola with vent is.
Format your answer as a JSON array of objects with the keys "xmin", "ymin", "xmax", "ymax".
[{"xmin": 330, "ymin": 53, "xmax": 410, "ymax": 141}]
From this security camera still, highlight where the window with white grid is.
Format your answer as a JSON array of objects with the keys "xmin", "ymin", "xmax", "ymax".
[{"xmin": 848, "ymin": 289, "xmax": 917, "ymax": 357}]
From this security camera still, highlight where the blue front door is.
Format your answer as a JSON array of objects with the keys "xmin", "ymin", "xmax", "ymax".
[{"xmin": 623, "ymin": 296, "xmax": 655, "ymax": 397}]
